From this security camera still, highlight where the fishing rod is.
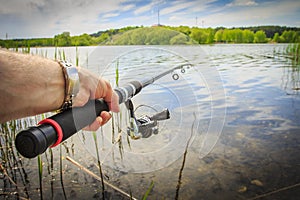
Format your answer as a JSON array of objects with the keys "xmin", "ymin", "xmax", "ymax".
[{"xmin": 15, "ymin": 63, "xmax": 192, "ymax": 159}]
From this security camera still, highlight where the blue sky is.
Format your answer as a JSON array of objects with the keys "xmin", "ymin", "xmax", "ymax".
[{"xmin": 0, "ymin": 0, "xmax": 299, "ymax": 39}]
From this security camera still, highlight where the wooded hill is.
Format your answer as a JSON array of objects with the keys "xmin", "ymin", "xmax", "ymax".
[
  {"xmin": 1, "ymin": 25, "xmax": 299, "ymax": 48},
  {"xmin": 108, "ymin": 27, "xmax": 197, "ymax": 45}
]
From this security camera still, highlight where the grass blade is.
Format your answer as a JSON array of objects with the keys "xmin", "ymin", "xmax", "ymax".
[
  {"xmin": 142, "ymin": 181, "xmax": 154, "ymax": 200},
  {"xmin": 93, "ymin": 131, "xmax": 105, "ymax": 199},
  {"xmin": 37, "ymin": 155, "xmax": 43, "ymax": 200}
]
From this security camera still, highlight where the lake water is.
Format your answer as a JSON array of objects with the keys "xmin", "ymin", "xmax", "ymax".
[{"xmin": 1, "ymin": 44, "xmax": 299, "ymax": 199}]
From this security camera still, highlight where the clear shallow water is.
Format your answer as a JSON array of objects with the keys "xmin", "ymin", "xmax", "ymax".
[{"xmin": 1, "ymin": 44, "xmax": 300, "ymax": 199}]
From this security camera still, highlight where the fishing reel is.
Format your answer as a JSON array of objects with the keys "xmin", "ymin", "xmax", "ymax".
[
  {"xmin": 125, "ymin": 64, "xmax": 192, "ymax": 139},
  {"xmin": 125, "ymin": 99, "xmax": 170, "ymax": 139}
]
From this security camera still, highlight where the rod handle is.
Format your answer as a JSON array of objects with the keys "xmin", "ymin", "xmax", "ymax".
[
  {"xmin": 15, "ymin": 80, "xmax": 143, "ymax": 158},
  {"xmin": 15, "ymin": 99, "xmax": 108, "ymax": 158}
]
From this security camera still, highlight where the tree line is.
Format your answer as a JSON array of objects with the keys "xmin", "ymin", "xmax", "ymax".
[
  {"xmin": 0, "ymin": 25, "xmax": 299, "ymax": 48},
  {"xmin": 0, "ymin": 26, "xmax": 139, "ymax": 48},
  {"xmin": 167, "ymin": 26, "xmax": 300, "ymax": 44}
]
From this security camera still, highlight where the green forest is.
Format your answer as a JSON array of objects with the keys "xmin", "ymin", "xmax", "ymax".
[
  {"xmin": 110, "ymin": 27, "xmax": 197, "ymax": 45},
  {"xmin": 1, "ymin": 25, "xmax": 299, "ymax": 48}
]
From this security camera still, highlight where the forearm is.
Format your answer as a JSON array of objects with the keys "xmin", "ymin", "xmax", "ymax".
[{"xmin": 0, "ymin": 49, "xmax": 64, "ymax": 123}]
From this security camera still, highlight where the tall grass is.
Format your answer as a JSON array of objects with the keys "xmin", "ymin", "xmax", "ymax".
[
  {"xmin": 59, "ymin": 145, "xmax": 67, "ymax": 199},
  {"xmin": 0, "ymin": 120, "xmax": 30, "ymax": 199},
  {"xmin": 286, "ymin": 43, "xmax": 300, "ymax": 65},
  {"xmin": 110, "ymin": 59, "xmax": 128, "ymax": 160},
  {"xmin": 284, "ymin": 43, "xmax": 300, "ymax": 93},
  {"xmin": 37, "ymin": 155, "xmax": 43, "ymax": 200},
  {"xmin": 92, "ymin": 131, "xmax": 106, "ymax": 199},
  {"xmin": 76, "ymin": 46, "xmax": 79, "ymax": 66},
  {"xmin": 274, "ymin": 43, "xmax": 300, "ymax": 94}
]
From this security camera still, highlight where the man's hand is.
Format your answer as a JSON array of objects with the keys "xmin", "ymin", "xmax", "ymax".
[
  {"xmin": 0, "ymin": 49, "xmax": 119, "ymax": 128},
  {"xmin": 73, "ymin": 67, "xmax": 120, "ymax": 131}
]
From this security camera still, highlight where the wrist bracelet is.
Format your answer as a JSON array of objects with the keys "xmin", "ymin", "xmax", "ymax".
[{"xmin": 58, "ymin": 60, "xmax": 80, "ymax": 111}]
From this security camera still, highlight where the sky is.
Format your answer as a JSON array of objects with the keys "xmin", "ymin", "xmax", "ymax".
[{"xmin": 0, "ymin": 0, "xmax": 299, "ymax": 39}]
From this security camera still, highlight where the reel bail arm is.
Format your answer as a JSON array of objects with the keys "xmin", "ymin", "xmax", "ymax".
[
  {"xmin": 125, "ymin": 99, "xmax": 170, "ymax": 139},
  {"xmin": 125, "ymin": 99, "xmax": 141, "ymax": 139}
]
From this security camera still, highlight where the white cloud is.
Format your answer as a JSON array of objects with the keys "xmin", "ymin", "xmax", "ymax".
[
  {"xmin": 122, "ymin": 4, "xmax": 135, "ymax": 11},
  {"xmin": 102, "ymin": 13, "xmax": 120, "ymax": 19},
  {"xmin": 189, "ymin": 0, "xmax": 217, "ymax": 12},
  {"xmin": 133, "ymin": 0, "xmax": 165, "ymax": 15},
  {"xmin": 160, "ymin": 1, "xmax": 198, "ymax": 15},
  {"xmin": 226, "ymin": 0, "xmax": 258, "ymax": 7},
  {"xmin": 134, "ymin": 4, "xmax": 153, "ymax": 15}
]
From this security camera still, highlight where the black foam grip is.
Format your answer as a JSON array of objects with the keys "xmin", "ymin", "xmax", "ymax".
[
  {"xmin": 15, "ymin": 99, "xmax": 109, "ymax": 158},
  {"xmin": 50, "ymin": 99, "xmax": 109, "ymax": 141},
  {"xmin": 15, "ymin": 124, "xmax": 57, "ymax": 158}
]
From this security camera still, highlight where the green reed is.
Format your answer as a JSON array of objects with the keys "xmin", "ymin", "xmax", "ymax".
[
  {"xmin": 59, "ymin": 145, "xmax": 67, "ymax": 199},
  {"xmin": 21, "ymin": 44, "xmax": 31, "ymax": 54},
  {"xmin": 0, "ymin": 122, "xmax": 20, "ymax": 197},
  {"xmin": 142, "ymin": 181, "xmax": 154, "ymax": 200},
  {"xmin": 58, "ymin": 49, "xmax": 66, "ymax": 60},
  {"xmin": 76, "ymin": 46, "xmax": 79, "ymax": 66},
  {"xmin": 175, "ymin": 112, "xmax": 197, "ymax": 200},
  {"xmin": 85, "ymin": 51, "xmax": 89, "ymax": 69},
  {"xmin": 0, "ymin": 92, "xmax": 30, "ymax": 197},
  {"xmin": 286, "ymin": 43, "xmax": 300, "ymax": 65},
  {"xmin": 274, "ymin": 43, "xmax": 300, "ymax": 94},
  {"xmin": 92, "ymin": 131, "xmax": 106, "ymax": 199},
  {"xmin": 114, "ymin": 59, "xmax": 128, "ymax": 158},
  {"xmin": 37, "ymin": 155, "xmax": 43, "ymax": 200},
  {"xmin": 286, "ymin": 43, "xmax": 300, "ymax": 92},
  {"xmin": 44, "ymin": 147, "xmax": 55, "ymax": 198},
  {"xmin": 115, "ymin": 59, "xmax": 119, "ymax": 87},
  {"xmin": 111, "ymin": 60, "xmax": 119, "ymax": 145},
  {"xmin": 54, "ymin": 46, "xmax": 58, "ymax": 60}
]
